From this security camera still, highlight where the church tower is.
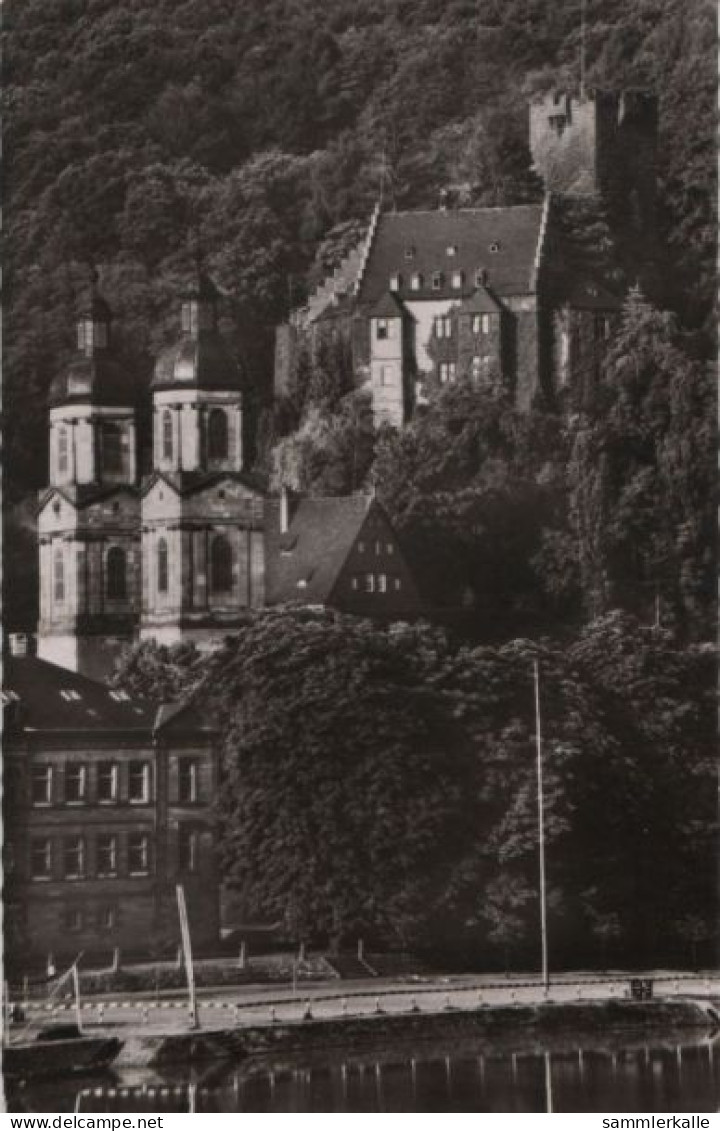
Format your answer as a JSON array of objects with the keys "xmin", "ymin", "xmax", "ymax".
[
  {"xmin": 37, "ymin": 282, "xmax": 140, "ymax": 678},
  {"xmin": 140, "ymin": 269, "xmax": 265, "ymax": 649}
]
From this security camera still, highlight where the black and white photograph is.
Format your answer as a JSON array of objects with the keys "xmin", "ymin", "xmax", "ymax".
[{"xmin": 1, "ymin": 0, "xmax": 717, "ymax": 1116}]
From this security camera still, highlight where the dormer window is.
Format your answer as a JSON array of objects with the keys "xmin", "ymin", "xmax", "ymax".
[
  {"xmin": 475, "ymin": 268, "xmax": 488, "ymax": 288},
  {"xmin": 446, "ymin": 245, "xmax": 458, "ymax": 257},
  {"xmin": 431, "ymin": 272, "xmax": 443, "ymax": 290},
  {"xmin": 375, "ymin": 318, "xmax": 389, "ymax": 340},
  {"xmin": 389, "ymin": 274, "xmax": 401, "ymax": 291},
  {"xmin": 404, "ymin": 246, "xmax": 416, "ymax": 260},
  {"xmin": 489, "ymin": 242, "xmax": 501, "ymax": 254},
  {"xmin": 411, "ymin": 273, "xmax": 423, "ymax": 291},
  {"xmin": 451, "ymin": 271, "xmax": 464, "ymax": 289}
]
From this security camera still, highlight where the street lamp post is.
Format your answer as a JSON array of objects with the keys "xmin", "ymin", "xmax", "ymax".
[{"xmin": 534, "ymin": 659, "xmax": 550, "ymax": 991}]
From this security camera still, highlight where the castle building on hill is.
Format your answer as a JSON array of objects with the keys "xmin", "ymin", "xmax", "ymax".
[{"xmin": 274, "ymin": 88, "xmax": 658, "ymax": 428}]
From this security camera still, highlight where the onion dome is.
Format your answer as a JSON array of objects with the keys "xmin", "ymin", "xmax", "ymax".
[
  {"xmin": 151, "ymin": 269, "xmax": 242, "ymax": 391},
  {"xmin": 48, "ymin": 285, "xmax": 131, "ymax": 408}
]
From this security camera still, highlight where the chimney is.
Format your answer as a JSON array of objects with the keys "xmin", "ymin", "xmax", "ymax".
[
  {"xmin": 280, "ymin": 487, "xmax": 290, "ymax": 534},
  {"xmin": 8, "ymin": 633, "xmax": 36, "ymax": 657}
]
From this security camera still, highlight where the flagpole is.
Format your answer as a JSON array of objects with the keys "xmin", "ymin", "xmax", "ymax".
[
  {"xmin": 176, "ymin": 884, "xmax": 199, "ymax": 1030},
  {"xmin": 534, "ymin": 659, "xmax": 549, "ymax": 991}
]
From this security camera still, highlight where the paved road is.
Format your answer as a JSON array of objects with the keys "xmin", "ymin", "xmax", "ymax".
[{"xmin": 16, "ymin": 972, "xmax": 720, "ymax": 1034}]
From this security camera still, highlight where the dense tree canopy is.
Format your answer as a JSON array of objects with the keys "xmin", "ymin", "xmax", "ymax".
[{"xmin": 116, "ymin": 609, "xmax": 716, "ymax": 966}]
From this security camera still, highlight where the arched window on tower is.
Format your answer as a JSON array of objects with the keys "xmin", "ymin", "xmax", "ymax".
[
  {"xmin": 157, "ymin": 538, "xmax": 169, "ymax": 594},
  {"xmin": 207, "ymin": 409, "xmax": 228, "ymax": 461},
  {"xmin": 210, "ymin": 535, "xmax": 233, "ymax": 593},
  {"xmin": 106, "ymin": 547, "xmax": 127, "ymax": 599},
  {"xmin": 102, "ymin": 422, "xmax": 123, "ymax": 475},
  {"xmin": 162, "ymin": 411, "xmax": 173, "ymax": 462},
  {"xmin": 54, "ymin": 549, "xmax": 65, "ymax": 603},
  {"xmin": 58, "ymin": 428, "xmax": 69, "ymax": 476}
]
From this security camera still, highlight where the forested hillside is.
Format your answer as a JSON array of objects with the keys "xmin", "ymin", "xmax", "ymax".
[{"xmin": 5, "ymin": 0, "xmax": 716, "ymax": 499}]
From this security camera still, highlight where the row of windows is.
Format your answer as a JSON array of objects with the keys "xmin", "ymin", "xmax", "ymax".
[
  {"xmin": 402, "ymin": 245, "xmax": 498, "ymax": 261},
  {"xmin": 30, "ymin": 829, "xmax": 199, "ymax": 882},
  {"xmin": 439, "ymin": 357, "xmax": 495, "ymax": 385},
  {"xmin": 375, "ymin": 312, "xmax": 495, "ymax": 342},
  {"xmin": 161, "ymin": 407, "xmax": 229, "ymax": 463},
  {"xmin": 57, "ymin": 422, "xmax": 126, "ymax": 477},
  {"xmin": 356, "ymin": 540, "xmax": 395, "ymax": 556},
  {"xmin": 350, "ymin": 574, "xmax": 403, "ymax": 594},
  {"xmin": 51, "ymin": 535, "xmax": 236, "ymax": 604},
  {"xmin": 30, "ymin": 759, "xmax": 199, "ymax": 807},
  {"xmin": 156, "ymin": 535, "xmax": 232, "ymax": 594},
  {"xmin": 63, "ymin": 905, "xmax": 118, "ymax": 933},
  {"xmin": 389, "ymin": 267, "xmax": 494, "ymax": 291},
  {"xmin": 53, "ymin": 546, "xmax": 129, "ymax": 603}
]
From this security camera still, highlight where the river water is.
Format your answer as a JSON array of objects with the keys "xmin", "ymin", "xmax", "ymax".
[{"xmin": 8, "ymin": 1034, "xmax": 720, "ymax": 1113}]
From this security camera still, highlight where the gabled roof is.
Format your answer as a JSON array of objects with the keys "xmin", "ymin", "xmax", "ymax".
[
  {"xmin": 140, "ymin": 469, "xmax": 265, "ymax": 500},
  {"xmin": 2, "ymin": 656, "xmax": 156, "ymax": 735},
  {"xmin": 357, "ymin": 205, "xmax": 545, "ymax": 306},
  {"xmin": 459, "ymin": 287, "xmax": 503, "ymax": 315},
  {"xmin": 369, "ymin": 291, "xmax": 407, "ymax": 319},
  {"xmin": 2, "ymin": 655, "xmax": 214, "ymax": 740},
  {"xmin": 564, "ymin": 279, "xmax": 622, "ymax": 310},
  {"xmin": 266, "ymin": 494, "xmax": 374, "ymax": 605},
  {"xmin": 37, "ymin": 484, "xmax": 138, "ymax": 515}
]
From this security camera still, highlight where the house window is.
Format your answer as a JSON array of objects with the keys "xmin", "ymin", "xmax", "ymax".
[
  {"xmin": 178, "ymin": 827, "xmax": 198, "ymax": 873},
  {"xmin": 411, "ymin": 273, "xmax": 423, "ymax": 291},
  {"xmin": 128, "ymin": 834, "xmax": 151, "ymax": 876},
  {"xmin": 446, "ymin": 245, "xmax": 458, "ymax": 257},
  {"xmin": 394, "ymin": 578, "xmax": 402, "ymax": 591},
  {"xmin": 63, "ymin": 837, "xmax": 85, "ymax": 879},
  {"xmin": 207, "ymin": 409, "xmax": 228, "ymax": 461},
  {"xmin": 53, "ymin": 549, "xmax": 65, "ymax": 603},
  {"xmin": 31, "ymin": 765, "xmax": 53, "ymax": 806},
  {"xmin": 432, "ymin": 272, "xmax": 443, "ymax": 290},
  {"xmin": 128, "ymin": 761, "xmax": 150, "ymax": 803},
  {"xmin": 63, "ymin": 909, "xmax": 83, "ymax": 932},
  {"xmin": 404, "ymin": 246, "xmax": 415, "ymax": 260},
  {"xmin": 96, "ymin": 834, "xmax": 117, "ymax": 877},
  {"xmin": 58, "ymin": 428, "xmax": 69, "ymax": 475},
  {"xmin": 102, "ymin": 422, "xmax": 123, "ymax": 474},
  {"xmin": 178, "ymin": 759, "xmax": 199, "ymax": 804},
  {"xmin": 210, "ymin": 535, "xmax": 233, "ymax": 593},
  {"xmin": 351, "ymin": 576, "xmax": 359, "ymax": 590},
  {"xmin": 375, "ymin": 541, "xmax": 382, "ymax": 556},
  {"xmin": 97, "ymin": 762, "xmax": 118, "ymax": 803},
  {"xmin": 65, "ymin": 764, "xmax": 87, "ymax": 804},
  {"xmin": 364, "ymin": 574, "xmax": 375, "ymax": 593},
  {"xmin": 389, "ymin": 274, "xmax": 401, "ymax": 291},
  {"xmin": 451, "ymin": 271, "xmax": 463, "ymax": 289},
  {"xmin": 357, "ymin": 541, "xmax": 365, "ymax": 553},
  {"xmin": 489, "ymin": 241, "xmax": 501, "ymax": 254},
  {"xmin": 473, "ymin": 314, "xmax": 492, "ymax": 335},
  {"xmin": 162, "ymin": 410, "xmax": 173, "ymax": 461},
  {"xmin": 106, "ymin": 547, "xmax": 127, "ymax": 600},
  {"xmin": 157, "ymin": 538, "xmax": 168, "ymax": 594},
  {"xmin": 31, "ymin": 838, "xmax": 52, "ymax": 880},
  {"xmin": 439, "ymin": 362, "xmax": 457, "ymax": 384},
  {"xmin": 387, "ymin": 542, "xmax": 394, "ymax": 555},
  {"xmin": 378, "ymin": 573, "xmax": 388, "ymax": 593},
  {"xmin": 434, "ymin": 316, "xmax": 452, "ymax": 339},
  {"xmin": 549, "ymin": 114, "xmax": 567, "ymax": 136},
  {"xmin": 597, "ymin": 315, "xmax": 612, "ymax": 340},
  {"xmin": 375, "ymin": 318, "xmax": 389, "ymax": 340},
  {"xmin": 98, "ymin": 906, "xmax": 117, "ymax": 931}
]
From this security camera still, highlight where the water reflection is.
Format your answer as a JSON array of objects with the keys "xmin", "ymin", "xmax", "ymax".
[{"xmin": 8, "ymin": 1037, "xmax": 720, "ymax": 1113}]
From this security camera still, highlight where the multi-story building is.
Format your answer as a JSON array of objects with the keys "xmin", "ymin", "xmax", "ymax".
[
  {"xmin": 2, "ymin": 634, "xmax": 219, "ymax": 968},
  {"xmin": 274, "ymin": 88, "xmax": 658, "ymax": 428}
]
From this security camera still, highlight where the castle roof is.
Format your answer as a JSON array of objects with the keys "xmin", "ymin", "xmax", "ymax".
[
  {"xmin": 356, "ymin": 205, "xmax": 545, "ymax": 306},
  {"xmin": 265, "ymin": 494, "xmax": 374, "ymax": 605},
  {"xmin": 369, "ymin": 291, "xmax": 408, "ymax": 318}
]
